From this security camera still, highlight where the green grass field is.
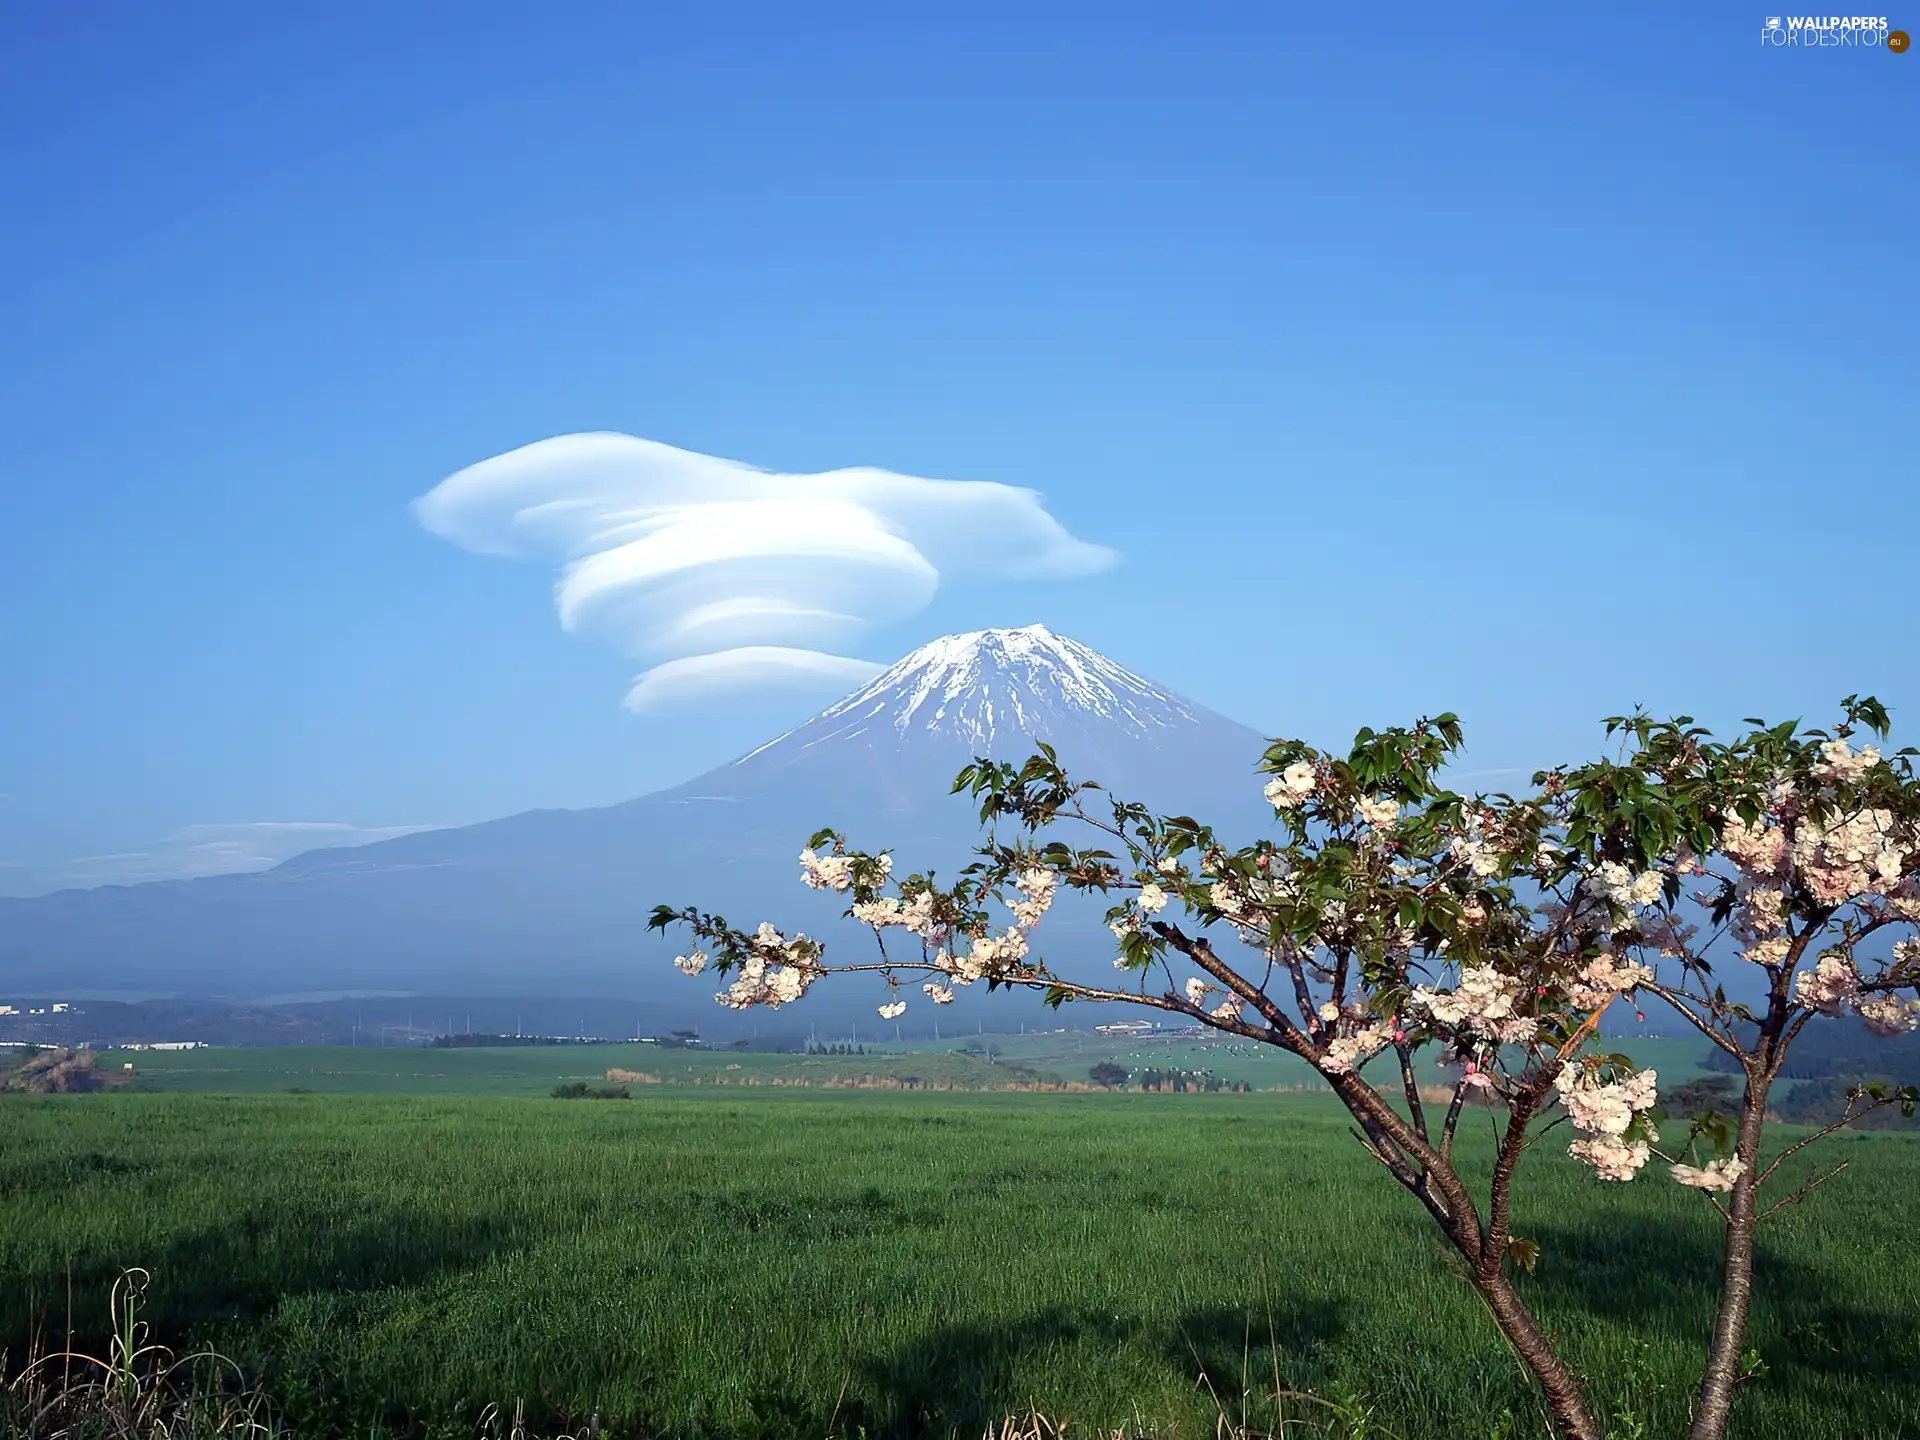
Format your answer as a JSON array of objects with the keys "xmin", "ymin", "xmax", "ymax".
[
  {"xmin": 3, "ymin": 1080, "xmax": 1916, "ymax": 1439},
  {"xmin": 98, "ymin": 1028, "xmax": 1720, "ymax": 1098}
]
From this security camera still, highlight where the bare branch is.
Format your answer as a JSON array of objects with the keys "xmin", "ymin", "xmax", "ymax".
[
  {"xmin": 1758, "ymin": 1161, "xmax": 1849, "ymax": 1221},
  {"xmin": 1755, "ymin": 1091, "xmax": 1904, "ymax": 1188},
  {"xmin": 1644, "ymin": 982, "xmax": 1747, "ymax": 1060},
  {"xmin": 1396, "ymin": 1042, "xmax": 1430, "ymax": 1144}
]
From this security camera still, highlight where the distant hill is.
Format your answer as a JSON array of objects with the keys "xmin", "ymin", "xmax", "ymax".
[{"xmin": 0, "ymin": 626, "xmax": 1274, "ymax": 1016}]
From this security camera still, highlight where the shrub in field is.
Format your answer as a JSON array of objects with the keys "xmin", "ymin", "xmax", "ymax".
[
  {"xmin": 1087, "ymin": 1061, "xmax": 1128, "ymax": 1088},
  {"xmin": 551, "ymin": 1082, "xmax": 630, "ymax": 1100},
  {"xmin": 653, "ymin": 698, "xmax": 1920, "ymax": 1440}
]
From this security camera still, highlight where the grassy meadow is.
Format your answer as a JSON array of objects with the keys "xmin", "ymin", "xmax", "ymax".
[
  {"xmin": 3, "ymin": 1078, "xmax": 1917, "ymax": 1439},
  {"xmin": 95, "ymin": 1028, "xmax": 1721, "ymax": 1097}
]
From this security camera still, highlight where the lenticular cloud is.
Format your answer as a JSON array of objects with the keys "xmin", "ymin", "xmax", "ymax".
[{"xmin": 413, "ymin": 433, "xmax": 1116, "ymax": 711}]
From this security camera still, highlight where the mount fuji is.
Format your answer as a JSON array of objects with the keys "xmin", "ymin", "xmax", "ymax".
[{"xmin": 1, "ymin": 627, "xmax": 1273, "ymax": 1009}]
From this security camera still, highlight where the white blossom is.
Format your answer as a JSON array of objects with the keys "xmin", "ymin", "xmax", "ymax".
[
  {"xmin": 1185, "ymin": 977, "xmax": 1210, "ymax": 1006},
  {"xmin": 798, "ymin": 847, "xmax": 856, "ymax": 892},
  {"xmin": 1670, "ymin": 1156, "xmax": 1746, "ymax": 1193},
  {"xmin": 1566, "ymin": 954, "xmax": 1654, "ymax": 1010},
  {"xmin": 1264, "ymin": 760, "xmax": 1317, "ymax": 811},
  {"xmin": 1555, "ymin": 1064, "xmax": 1658, "ymax": 1181},
  {"xmin": 1794, "ymin": 952, "xmax": 1860, "ymax": 1015},
  {"xmin": 1012, "ymin": 867, "xmax": 1058, "ymax": 927},
  {"xmin": 923, "ymin": 983, "xmax": 955, "ymax": 1005},
  {"xmin": 878, "ymin": 1000, "xmax": 907, "ymax": 1020},
  {"xmin": 1409, "ymin": 965, "xmax": 1525, "ymax": 1037},
  {"xmin": 1571, "ymin": 1136, "xmax": 1652, "ymax": 1182},
  {"xmin": 1721, "ymin": 818, "xmax": 1787, "ymax": 879},
  {"xmin": 1585, "ymin": 861, "xmax": 1663, "ymax": 910},
  {"xmin": 1355, "ymin": 796, "xmax": 1400, "ymax": 831},
  {"xmin": 1319, "ymin": 1024, "xmax": 1391, "ymax": 1076},
  {"xmin": 674, "ymin": 950, "xmax": 709, "ymax": 976},
  {"xmin": 852, "ymin": 897, "xmax": 905, "ymax": 927},
  {"xmin": 1814, "ymin": 738, "xmax": 1881, "ymax": 784},
  {"xmin": 1854, "ymin": 992, "xmax": 1920, "ymax": 1036},
  {"xmin": 1791, "ymin": 807, "xmax": 1909, "ymax": 904}
]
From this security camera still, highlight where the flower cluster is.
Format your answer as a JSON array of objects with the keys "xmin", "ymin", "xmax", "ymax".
[
  {"xmin": 1814, "ymin": 738, "xmax": 1882, "ymax": 784},
  {"xmin": 799, "ymin": 847, "xmax": 858, "ymax": 892},
  {"xmin": 943, "ymin": 927, "xmax": 1032, "ymax": 983},
  {"xmin": 1732, "ymin": 884, "xmax": 1788, "ymax": 946},
  {"xmin": 852, "ymin": 890, "xmax": 945, "ymax": 943},
  {"xmin": 1720, "ymin": 818, "xmax": 1787, "ymax": 878},
  {"xmin": 1790, "ymin": 807, "xmax": 1908, "ymax": 904},
  {"xmin": 1555, "ymin": 1064, "xmax": 1659, "ymax": 1181},
  {"xmin": 1793, "ymin": 951, "xmax": 1860, "ymax": 1015},
  {"xmin": 1670, "ymin": 1156, "xmax": 1746, "ymax": 1193},
  {"xmin": 1318, "ymin": 1021, "xmax": 1393, "ymax": 1076},
  {"xmin": 1585, "ymin": 861, "xmax": 1666, "ymax": 909},
  {"xmin": 1355, "ymin": 796, "xmax": 1400, "ymax": 831},
  {"xmin": 1263, "ymin": 760, "xmax": 1317, "ymax": 811},
  {"xmin": 1446, "ymin": 807, "xmax": 1508, "ymax": 879},
  {"xmin": 1408, "ymin": 965, "xmax": 1535, "ymax": 1044},
  {"xmin": 1564, "ymin": 953, "xmax": 1655, "ymax": 1010},
  {"xmin": 716, "ymin": 924, "xmax": 823, "ymax": 1010},
  {"xmin": 1012, "ymin": 867, "xmax": 1059, "ymax": 927},
  {"xmin": 1855, "ymin": 992, "xmax": 1920, "ymax": 1036}
]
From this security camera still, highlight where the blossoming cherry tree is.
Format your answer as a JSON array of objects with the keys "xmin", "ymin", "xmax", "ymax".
[{"xmin": 652, "ymin": 699, "xmax": 1920, "ymax": 1440}]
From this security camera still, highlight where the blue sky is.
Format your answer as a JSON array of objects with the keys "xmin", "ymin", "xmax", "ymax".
[{"xmin": 2, "ymin": 4, "xmax": 1914, "ymax": 894}]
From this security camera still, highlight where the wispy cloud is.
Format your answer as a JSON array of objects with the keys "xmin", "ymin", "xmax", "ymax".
[
  {"xmin": 413, "ymin": 433, "xmax": 1116, "ymax": 711},
  {"xmin": 0, "ymin": 822, "xmax": 440, "ymax": 898},
  {"xmin": 622, "ymin": 647, "xmax": 885, "ymax": 713}
]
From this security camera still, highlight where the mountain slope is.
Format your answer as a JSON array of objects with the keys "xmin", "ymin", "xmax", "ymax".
[{"xmin": 0, "ymin": 627, "xmax": 1274, "ymax": 1004}]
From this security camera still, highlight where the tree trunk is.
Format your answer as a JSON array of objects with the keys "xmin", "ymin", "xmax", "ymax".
[
  {"xmin": 1475, "ymin": 1268, "xmax": 1605, "ymax": 1440},
  {"xmin": 1687, "ymin": 1071, "xmax": 1773, "ymax": 1440}
]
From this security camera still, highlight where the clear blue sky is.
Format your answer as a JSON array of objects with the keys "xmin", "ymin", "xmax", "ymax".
[{"xmin": 2, "ymin": 4, "xmax": 1914, "ymax": 894}]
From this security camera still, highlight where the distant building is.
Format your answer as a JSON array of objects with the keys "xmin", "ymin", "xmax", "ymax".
[
  {"xmin": 121, "ymin": 1041, "xmax": 205, "ymax": 1052},
  {"xmin": 1094, "ymin": 1020, "xmax": 1159, "ymax": 1036}
]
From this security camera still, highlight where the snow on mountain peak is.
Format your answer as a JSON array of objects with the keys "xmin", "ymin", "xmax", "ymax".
[{"xmin": 736, "ymin": 624, "xmax": 1208, "ymax": 762}]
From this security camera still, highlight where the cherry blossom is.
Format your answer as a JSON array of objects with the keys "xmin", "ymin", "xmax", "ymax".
[
  {"xmin": 1263, "ymin": 760, "xmax": 1317, "ymax": 810},
  {"xmin": 652, "ymin": 697, "xmax": 1920, "ymax": 1440},
  {"xmin": 1670, "ymin": 1157, "xmax": 1746, "ymax": 1193}
]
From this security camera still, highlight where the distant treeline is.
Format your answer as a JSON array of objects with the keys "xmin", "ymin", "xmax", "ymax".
[
  {"xmin": 1700, "ymin": 1020, "xmax": 1919, "ymax": 1129},
  {"xmin": 1702, "ymin": 1018, "xmax": 1920, "ymax": 1084},
  {"xmin": 430, "ymin": 1033, "xmax": 620, "ymax": 1049}
]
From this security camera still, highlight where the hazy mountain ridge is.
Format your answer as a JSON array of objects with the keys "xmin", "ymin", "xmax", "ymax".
[{"xmin": 1, "ymin": 627, "xmax": 1273, "ymax": 1007}]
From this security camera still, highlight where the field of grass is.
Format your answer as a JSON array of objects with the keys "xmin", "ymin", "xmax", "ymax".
[
  {"xmin": 101, "ymin": 1028, "xmax": 1720, "ymax": 1098},
  {"xmin": 102, "ymin": 1043, "xmax": 1085, "ymax": 1096},
  {"xmin": 3, "ymin": 1085, "xmax": 1916, "ymax": 1439}
]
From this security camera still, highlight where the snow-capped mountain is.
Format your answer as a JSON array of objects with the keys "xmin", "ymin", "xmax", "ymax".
[
  {"xmin": 0, "ymin": 627, "xmax": 1273, "ymax": 1002},
  {"xmin": 687, "ymin": 625, "xmax": 1262, "ymax": 815},
  {"xmin": 755, "ymin": 625, "xmax": 1205, "ymax": 754}
]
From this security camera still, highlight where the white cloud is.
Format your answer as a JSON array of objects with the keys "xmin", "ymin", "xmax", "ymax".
[
  {"xmin": 413, "ymin": 433, "xmax": 1116, "ymax": 711},
  {"xmin": 1, "ymin": 822, "xmax": 441, "ymax": 897},
  {"xmin": 623, "ymin": 647, "xmax": 885, "ymax": 713}
]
